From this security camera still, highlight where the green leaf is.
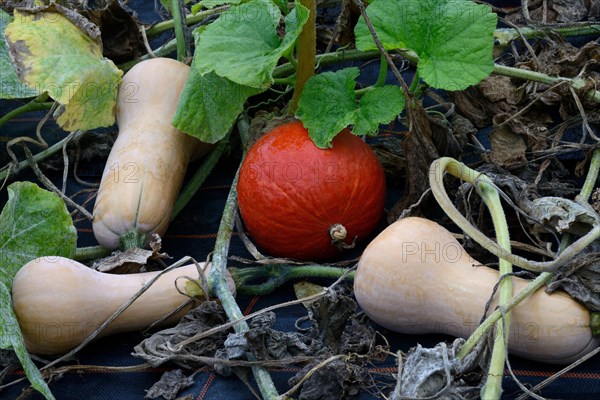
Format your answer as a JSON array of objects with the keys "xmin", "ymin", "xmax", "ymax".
[
  {"xmin": 0, "ymin": 181, "xmax": 77, "ymax": 400},
  {"xmin": 355, "ymin": 0, "xmax": 497, "ymax": 90},
  {"xmin": 0, "ymin": 9, "xmax": 37, "ymax": 99},
  {"xmin": 0, "ymin": 181, "xmax": 77, "ymax": 284},
  {"xmin": 194, "ymin": 0, "xmax": 309, "ymax": 88},
  {"xmin": 173, "ymin": 58, "xmax": 262, "ymax": 144},
  {"xmin": 296, "ymin": 68, "xmax": 404, "ymax": 148},
  {"xmin": 4, "ymin": 5, "xmax": 123, "ymax": 130}
]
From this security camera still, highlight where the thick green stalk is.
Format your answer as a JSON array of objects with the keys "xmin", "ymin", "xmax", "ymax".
[
  {"xmin": 0, "ymin": 95, "xmax": 52, "ymax": 129},
  {"xmin": 169, "ymin": 0, "xmax": 188, "ymax": 61},
  {"xmin": 208, "ymin": 123, "xmax": 279, "ymax": 399},
  {"xmin": 476, "ymin": 183, "xmax": 513, "ymax": 400},
  {"xmin": 290, "ymin": 0, "xmax": 316, "ymax": 112},
  {"xmin": 374, "ymin": 54, "xmax": 388, "ymax": 88},
  {"xmin": 171, "ymin": 138, "xmax": 230, "ymax": 220},
  {"xmin": 577, "ymin": 148, "xmax": 600, "ymax": 204}
]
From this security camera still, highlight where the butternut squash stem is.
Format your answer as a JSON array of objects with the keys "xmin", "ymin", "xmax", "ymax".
[
  {"xmin": 208, "ymin": 118, "xmax": 279, "ymax": 399},
  {"xmin": 171, "ymin": 136, "xmax": 230, "ymax": 220},
  {"xmin": 475, "ymin": 181, "xmax": 513, "ymax": 400},
  {"xmin": 429, "ymin": 157, "xmax": 600, "ymax": 273}
]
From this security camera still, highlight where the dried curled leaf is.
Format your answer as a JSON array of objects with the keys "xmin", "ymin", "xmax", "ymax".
[{"xmin": 530, "ymin": 196, "xmax": 600, "ymax": 235}]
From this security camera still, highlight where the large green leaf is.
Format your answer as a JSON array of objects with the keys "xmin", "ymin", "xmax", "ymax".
[
  {"xmin": 296, "ymin": 68, "xmax": 404, "ymax": 148},
  {"xmin": 193, "ymin": 0, "xmax": 309, "ymax": 88},
  {"xmin": 355, "ymin": 0, "xmax": 497, "ymax": 90},
  {"xmin": 0, "ymin": 10, "xmax": 38, "ymax": 99},
  {"xmin": 4, "ymin": 5, "xmax": 122, "ymax": 130},
  {"xmin": 0, "ymin": 181, "xmax": 78, "ymax": 400},
  {"xmin": 173, "ymin": 54, "xmax": 262, "ymax": 143}
]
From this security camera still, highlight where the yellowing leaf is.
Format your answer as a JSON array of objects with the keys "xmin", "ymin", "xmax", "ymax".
[{"xmin": 5, "ymin": 5, "xmax": 122, "ymax": 130}]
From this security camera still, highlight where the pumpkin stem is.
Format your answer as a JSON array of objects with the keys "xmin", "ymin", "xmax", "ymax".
[{"xmin": 329, "ymin": 223, "xmax": 356, "ymax": 250}]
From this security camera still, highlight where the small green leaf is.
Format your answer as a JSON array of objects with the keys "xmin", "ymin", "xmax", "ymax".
[
  {"xmin": 355, "ymin": 0, "xmax": 497, "ymax": 90},
  {"xmin": 0, "ymin": 181, "xmax": 77, "ymax": 400},
  {"xmin": 194, "ymin": 0, "xmax": 309, "ymax": 88},
  {"xmin": 296, "ymin": 68, "xmax": 404, "ymax": 148},
  {"xmin": 0, "ymin": 9, "xmax": 37, "ymax": 99},
  {"xmin": 4, "ymin": 5, "xmax": 122, "ymax": 130},
  {"xmin": 173, "ymin": 55, "xmax": 262, "ymax": 143}
]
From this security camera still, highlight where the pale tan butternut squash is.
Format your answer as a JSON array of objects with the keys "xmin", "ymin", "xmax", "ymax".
[
  {"xmin": 92, "ymin": 57, "xmax": 211, "ymax": 250},
  {"xmin": 12, "ymin": 257, "xmax": 234, "ymax": 355},
  {"xmin": 354, "ymin": 217, "xmax": 599, "ymax": 364}
]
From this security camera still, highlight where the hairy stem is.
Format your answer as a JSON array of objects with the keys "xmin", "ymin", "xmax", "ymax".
[
  {"xmin": 208, "ymin": 119, "xmax": 279, "ymax": 399},
  {"xmin": 476, "ymin": 182, "xmax": 513, "ymax": 400}
]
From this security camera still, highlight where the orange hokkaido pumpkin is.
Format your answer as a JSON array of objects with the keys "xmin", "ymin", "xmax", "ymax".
[{"xmin": 237, "ymin": 121, "xmax": 386, "ymax": 260}]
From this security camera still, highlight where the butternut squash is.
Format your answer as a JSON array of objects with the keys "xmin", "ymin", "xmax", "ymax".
[
  {"xmin": 92, "ymin": 57, "xmax": 212, "ymax": 250},
  {"xmin": 12, "ymin": 257, "xmax": 235, "ymax": 355},
  {"xmin": 354, "ymin": 217, "xmax": 599, "ymax": 364}
]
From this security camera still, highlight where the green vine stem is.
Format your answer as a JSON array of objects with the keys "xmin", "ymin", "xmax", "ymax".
[
  {"xmin": 229, "ymin": 264, "xmax": 355, "ymax": 296},
  {"xmin": 169, "ymin": 0, "xmax": 189, "ymax": 61},
  {"xmin": 118, "ymin": 39, "xmax": 178, "ymax": 71},
  {"xmin": 290, "ymin": 0, "xmax": 316, "ymax": 112},
  {"xmin": 429, "ymin": 157, "xmax": 600, "ymax": 273},
  {"xmin": 577, "ymin": 148, "xmax": 600, "ymax": 204},
  {"xmin": 0, "ymin": 94, "xmax": 52, "ymax": 129},
  {"xmin": 74, "ymin": 245, "xmax": 111, "ymax": 261},
  {"xmin": 457, "ymin": 149, "xmax": 600, "ymax": 358},
  {"xmin": 494, "ymin": 24, "xmax": 600, "ymax": 50},
  {"xmin": 171, "ymin": 136, "xmax": 230, "ymax": 220},
  {"xmin": 0, "ymin": 129, "xmax": 86, "ymax": 183},
  {"xmin": 374, "ymin": 54, "xmax": 388, "ymax": 88},
  {"xmin": 207, "ymin": 119, "xmax": 279, "ymax": 399},
  {"xmin": 475, "ymin": 180, "xmax": 513, "ymax": 399},
  {"xmin": 144, "ymin": 6, "xmax": 229, "ymax": 37}
]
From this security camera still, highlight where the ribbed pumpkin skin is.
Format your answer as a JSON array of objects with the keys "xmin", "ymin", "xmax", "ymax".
[{"xmin": 237, "ymin": 121, "xmax": 386, "ymax": 260}]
